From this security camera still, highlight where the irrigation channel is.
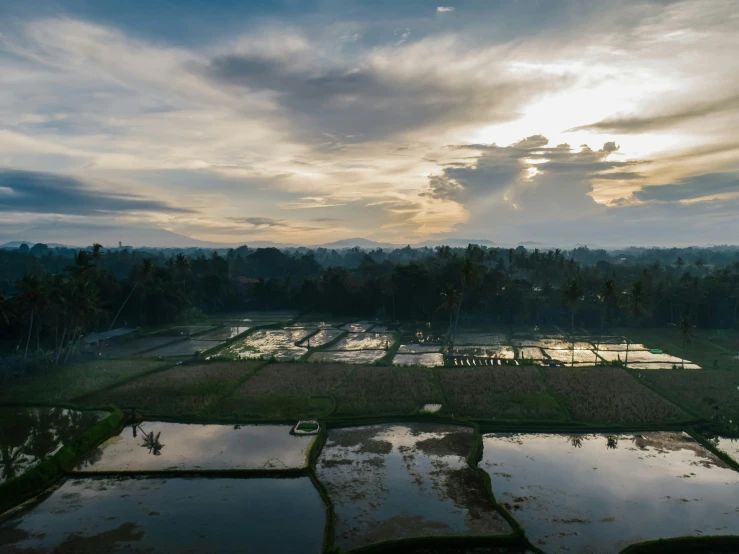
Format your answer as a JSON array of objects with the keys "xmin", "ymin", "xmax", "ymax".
[{"xmin": 2, "ymin": 408, "xmax": 739, "ymax": 553}]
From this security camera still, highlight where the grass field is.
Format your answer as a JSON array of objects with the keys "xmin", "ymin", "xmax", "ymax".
[
  {"xmin": 438, "ymin": 366, "xmax": 564, "ymax": 420},
  {"xmin": 84, "ymin": 361, "xmax": 262, "ymax": 415},
  {"xmin": 614, "ymin": 328, "xmax": 739, "ymax": 370},
  {"xmin": 637, "ymin": 369, "xmax": 739, "ymax": 424},
  {"xmin": 217, "ymin": 363, "xmax": 351, "ymax": 419},
  {"xmin": 333, "ymin": 366, "xmax": 441, "ymax": 416},
  {"xmin": 543, "ymin": 367, "xmax": 690, "ymax": 424},
  {"xmin": 0, "ymin": 359, "xmax": 173, "ymax": 403}
]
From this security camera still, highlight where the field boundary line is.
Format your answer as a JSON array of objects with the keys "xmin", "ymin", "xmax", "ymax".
[{"xmin": 622, "ymin": 367, "xmax": 704, "ymax": 421}]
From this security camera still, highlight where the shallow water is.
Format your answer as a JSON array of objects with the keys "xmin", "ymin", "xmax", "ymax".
[
  {"xmin": 317, "ymin": 423, "xmax": 511, "ymax": 551},
  {"xmin": 544, "ymin": 348, "xmax": 598, "ymax": 363},
  {"xmin": 393, "ymin": 353, "xmax": 445, "ymax": 367},
  {"xmin": 309, "ymin": 350, "xmax": 385, "ymax": 363},
  {"xmin": 398, "ymin": 344, "xmax": 441, "ymax": 354},
  {"xmin": 332, "ymin": 332, "xmax": 396, "ymax": 350},
  {"xmin": 76, "ymin": 423, "xmax": 315, "ymax": 472},
  {"xmin": 627, "ymin": 362, "xmax": 701, "ymax": 370},
  {"xmin": 154, "ymin": 325, "xmax": 217, "ymax": 337},
  {"xmin": 711, "ymin": 436, "xmax": 739, "ymax": 464},
  {"xmin": 0, "ymin": 476, "xmax": 325, "ymax": 554},
  {"xmin": 518, "ymin": 346, "xmax": 544, "ymax": 359},
  {"xmin": 454, "ymin": 345, "xmax": 515, "ymax": 359},
  {"xmin": 298, "ymin": 328, "xmax": 344, "ymax": 347},
  {"xmin": 0, "ymin": 407, "xmax": 107, "ymax": 484},
  {"xmin": 143, "ymin": 339, "xmax": 224, "ymax": 357},
  {"xmin": 196, "ymin": 326, "xmax": 250, "ymax": 340},
  {"xmin": 222, "ymin": 329, "xmax": 310, "ymax": 360},
  {"xmin": 481, "ymin": 432, "xmax": 739, "ymax": 553}
]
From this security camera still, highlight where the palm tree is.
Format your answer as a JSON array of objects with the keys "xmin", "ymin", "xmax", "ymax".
[
  {"xmin": 451, "ymin": 259, "xmax": 480, "ymax": 346},
  {"xmin": 438, "ymin": 285, "xmax": 461, "ymax": 347},
  {"xmin": 626, "ymin": 280, "xmax": 649, "ymax": 322},
  {"xmin": 679, "ymin": 314, "xmax": 694, "ymax": 370},
  {"xmin": 108, "ymin": 259, "xmax": 153, "ymax": 330},
  {"xmin": 561, "ymin": 278, "xmax": 583, "ymax": 331},
  {"xmin": 0, "ymin": 290, "xmax": 10, "ymax": 326},
  {"xmin": 174, "ymin": 253, "xmax": 190, "ymax": 295},
  {"xmin": 16, "ymin": 275, "xmax": 46, "ymax": 361},
  {"xmin": 0, "ymin": 445, "xmax": 28, "ymax": 481},
  {"xmin": 594, "ymin": 279, "xmax": 616, "ymax": 361},
  {"xmin": 675, "ymin": 257, "xmax": 684, "ymax": 272}
]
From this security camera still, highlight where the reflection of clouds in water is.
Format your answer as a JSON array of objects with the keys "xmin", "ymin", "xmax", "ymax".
[
  {"xmin": 81, "ymin": 423, "xmax": 313, "ymax": 471},
  {"xmin": 482, "ymin": 432, "xmax": 739, "ymax": 552}
]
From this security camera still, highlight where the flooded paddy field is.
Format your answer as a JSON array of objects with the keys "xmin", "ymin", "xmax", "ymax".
[
  {"xmin": 331, "ymin": 332, "xmax": 396, "ymax": 350},
  {"xmin": 340, "ymin": 321, "xmax": 377, "ymax": 332},
  {"xmin": 219, "ymin": 329, "xmax": 310, "ymax": 361},
  {"xmin": 317, "ymin": 423, "xmax": 512, "ymax": 551},
  {"xmin": 309, "ymin": 350, "xmax": 386, "ymax": 363},
  {"xmin": 142, "ymin": 339, "xmax": 225, "ymax": 357},
  {"xmin": 152, "ymin": 325, "xmax": 216, "ymax": 337},
  {"xmin": 297, "ymin": 328, "xmax": 344, "ymax": 347},
  {"xmin": 454, "ymin": 345, "xmax": 515, "ymax": 359},
  {"xmin": 77, "ymin": 423, "xmax": 315, "ymax": 472},
  {"xmin": 0, "ymin": 476, "xmax": 325, "ymax": 554},
  {"xmin": 398, "ymin": 344, "xmax": 442, "ymax": 354},
  {"xmin": 543, "ymin": 349, "xmax": 599, "ymax": 364},
  {"xmin": 393, "ymin": 352, "xmax": 445, "ymax": 367},
  {"xmin": 0, "ymin": 407, "xmax": 107, "ymax": 483},
  {"xmin": 481, "ymin": 432, "xmax": 739, "ymax": 553},
  {"xmin": 714, "ymin": 436, "xmax": 739, "ymax": 464},
  {"xmin": 454, "ymin": 333, "xmax": 507, "ymax": 346}
]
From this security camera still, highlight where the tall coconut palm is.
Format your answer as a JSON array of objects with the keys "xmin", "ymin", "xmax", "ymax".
[
  {"xmin": 16, "ymin": 275, "xmax": 47, "ymax": 361},
  {"xmin": 595, "ymin": 279, "xmax": 616, "ymax": 361},
  {"xmin": 174, "ymin": 253, "xmax": 190, "ymax": 295},
  {"xmin": 679, "ymin": 314, "xmax": 694, "ymax": 370},
  {"xmin": 561, "ymin": 278, "xmax": 583, "ymax": 331},
  {"xmin": 108, "ymin": 259, "xmax": 153, "ymax": 330},
  {"xmin": 438, "ymin": 285, "xmax": 461, "ymax": 337},
  {"xmin": 0, "ymin": 290, "xmax": 10, "ymax": 326},
  {"xmin": 452, "ymin": 259, "xmax": 480, "ymax": 346}
]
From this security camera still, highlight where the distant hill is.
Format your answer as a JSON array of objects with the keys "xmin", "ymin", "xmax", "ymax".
[
  {"xmin": 317, "ymin": 238, "xmax": 403, "ymax": 250},
  {"xmin": 415, "ymin": 238, "xmax": 495, "ymax": 248}
]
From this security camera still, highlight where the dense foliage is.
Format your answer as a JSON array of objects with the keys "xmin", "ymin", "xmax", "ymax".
[{"xmin": 1, "ymin": 243, "xmax": 738, "ymax": 363}]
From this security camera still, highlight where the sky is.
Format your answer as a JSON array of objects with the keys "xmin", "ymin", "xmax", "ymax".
[{"xmin": 0, "ymin": 0, "xmax": 737, "ymax": 247}]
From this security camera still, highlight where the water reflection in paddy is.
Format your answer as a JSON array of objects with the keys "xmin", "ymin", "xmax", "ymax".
[
  {"xmin": 0, "ymin": 407, "xmax": 106, "ymax": 483},
  {"xmin": 317, "ymin": 423, "xmax": 511, "ymax": 551},
  {"xmin": 714, "ymin": 436, "xmax": 739, "ymax": 464},
  {"xmin": 481, "ymin": 432, "xmax": 739, "ymax": 554},
  {"xmin": 77, "ymin": 423, "xmax": 315, "ymax": 471},
  {"xmin": 0, "ymin": 476, "xmax": 325, "ymax": 554}
]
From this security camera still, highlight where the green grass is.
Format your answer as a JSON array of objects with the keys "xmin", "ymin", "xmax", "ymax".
[
  {"xmin": 615, "ymin": 327, "xmax": 739, "ymax": 370},
  {"xmin": 637, "ymin": 369, "xmax": 739, "ymax": 425},
  {"xmin": 80, "ymin": 361, "xmax": 262, "ymax": 416},
  {"xmin": 0, "ymin": 359, "xmax": 173, "ymax": 404},
  {"xmin": 438, "ymin": 366, "xmax": 565, "ymax": 421},
  {"xmin": 543, "ymin": 366, "xmax": 690, "ymax": 424}
]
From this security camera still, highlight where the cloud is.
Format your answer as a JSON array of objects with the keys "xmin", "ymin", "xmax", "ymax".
[
  {"xmin": 437, "ymin": 7, "xmax": 455, "ymax": 13},
  {"xmin": 228, "ymin": 216, "xmax": 288, "ymax": 227},
  {"xmin": 570, "ymin": 94, "xmax": 739, "ymax": 134},
  {"xmin": 0, "ymin": 169, "xmax": 192, "ymax": 216},
  {"xmin": 633, "ymin": 172, "xmax": 739, "ymax": 203}
]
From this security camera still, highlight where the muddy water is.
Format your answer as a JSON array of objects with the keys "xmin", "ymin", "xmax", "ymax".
[
  {"xmin": 76, "ymin": 423, "xmax": 315, "ymax": 472},
  {"xmin": 222, "ymin": 329, "xmax": 310, "ymax": 361},
  {"xmin": 317, "ymin": 423, "xmax": 511, "ymax": 551},
  {"xmin": 0, "ymin": 476, "xmax": 324, "ymax": 553},
  {"xmin": 481, "ymin": 432, "xmax": 739, "ymax": 553},
  {"xmin": 332, "ymin": 332, "xmax": 396, "ymax": 350},
  {"xmin": 298, "ymin": 329, "xmax": 344, "ymax": 347},
  {"xmin": 308, "ymin": 350, "xmax": 386, "ymax": 363},
  {"xmin": 0, "ymin": 407, "xmax": 107, "ymax": 484}
]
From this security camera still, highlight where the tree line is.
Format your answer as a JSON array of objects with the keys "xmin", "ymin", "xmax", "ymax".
[{"xmin": 1, "ymin": 243, "xmax": 738, "ymax": 367}]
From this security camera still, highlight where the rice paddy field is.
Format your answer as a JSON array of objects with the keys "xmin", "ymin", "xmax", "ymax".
[{"xmin": 5, "ymin": 320, "xmax": 739, "ymax": 554}]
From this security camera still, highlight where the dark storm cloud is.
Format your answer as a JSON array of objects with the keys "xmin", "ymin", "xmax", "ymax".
[
  {"xmin": 633, "ymin": 172, "xmax": 739, "ymax": 202},
  {"xmin": 570, "ymin": 94, "xmax": 739, "ymax": 134},
  {"xmin": 0, "ymin": 169, "xmax": 192, "ymax": 215},
  {"xmin": 205, "ymin": 53, "xmax": 564, "ymax": 142}
]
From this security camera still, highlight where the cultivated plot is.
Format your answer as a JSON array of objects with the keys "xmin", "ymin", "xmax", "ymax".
[
  {"xmin": 544, "ymin": 349, "xmax": 599, "ymax": 364},
  {"xmin": 454, "ymin": 333, "xmax": 507, "ymax": 345},
  {"xmin": 543, "ymin": 367, "xmax": 688, "ymax": 423},
  {"xmin": 77, "ymin": 423, "xmax": 314, "ymax": 471},
  {"xmin": 340, "ymin": 321, "xmax": 376, "ymax": 332},
  {"xmin": 87, "ymin": 362, "xmax": 261, "ymax": 415},
  {"xmin": 152, "ymin": 325, "xmax": 217, "ymax": 337},
  {"xmin": 0, "ymin": 407, "xmax": 107, "ymax": 484},
  {"xmin": 481, "ymin": 432, "xmax": 739, "ymax": 554},
  {"xmin": 397, "ymin": 344, "xmax": 441, "ymax": 354},
  {"xmin": 714, "ymin": 436, "xmax": 739, "ymax": 465},
  {"xmin": 439, "ymin": 367, "xmax": 563, "ymax": 420},
  {"xmin": 0, "ymin": 476, "xmax": 325, "ymax": 554},
  {"xmin": 102, "ymin": 336, "xmax": 180, "ymax": 357},
  {"xmin": 196, "ymin": 326, "xmax": 250, "ymax": 340},
  {"xmin": 454, "ymin": 345, "xmax": 515, "ymax": 359},
  {"xmin": 517, "ymin": 346, "xmax": 544, "ymax": 360},
  {"xmin": 143, "ymin": 339, "xmax": 224, "ymax": 357},
  {"xmin": 219, "ymin": 329, "xmax": 311, "ymax": 361},
  {"xmin": 317, "ymin": 423, "xmax": 512, "ymax": 551}
]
